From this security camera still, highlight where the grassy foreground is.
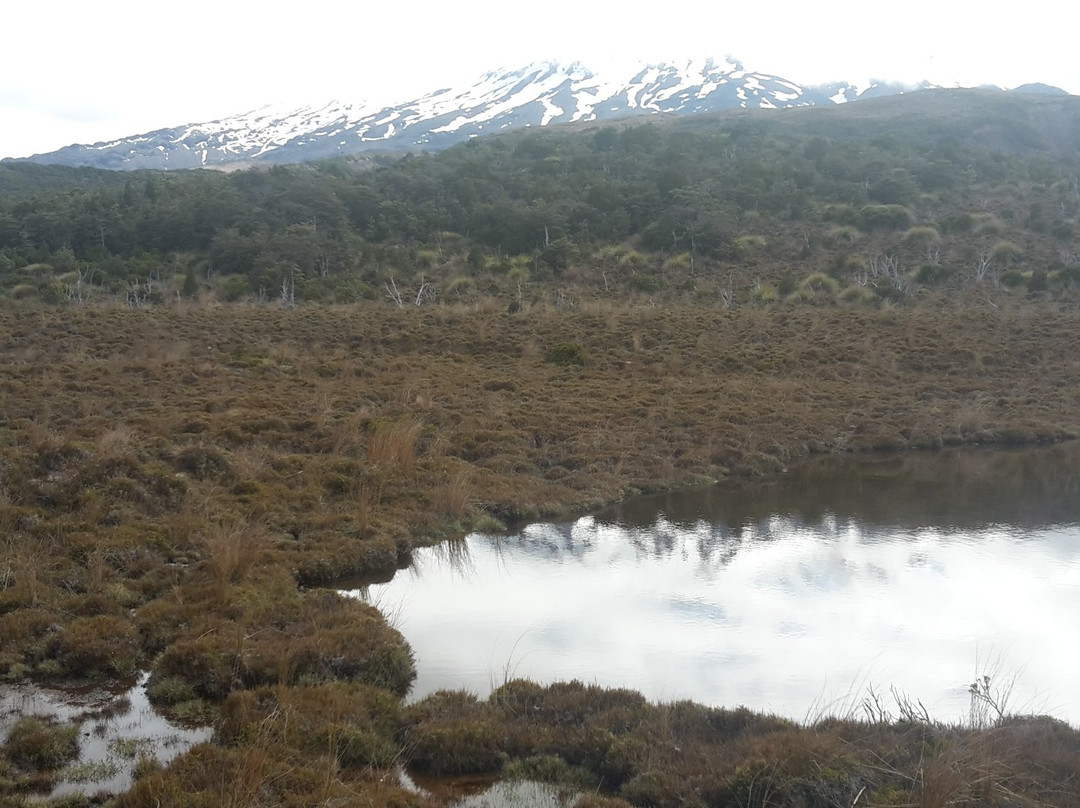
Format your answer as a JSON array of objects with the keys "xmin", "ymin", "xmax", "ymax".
[{"xmin": 2, "ymin": 299, "xmax": 1080, "ymax": 806}]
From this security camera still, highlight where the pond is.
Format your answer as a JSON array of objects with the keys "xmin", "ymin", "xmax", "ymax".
[
  {"xmin": 344, "ymin": 443, "xmax": 1080, "ymax": 725},
  {"xmin": 0, "ymin": 673, "xmax": 211, "ymax": 799}
]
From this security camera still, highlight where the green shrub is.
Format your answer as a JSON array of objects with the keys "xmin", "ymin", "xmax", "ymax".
[
  {"xmin": 503, "ymin": 753, "xmax": 594, "ymax": 787},
  {"xmin": 172, "ymin": 446, "xmax": 232, "ymax": 480},
  {"xmin": 822, "ymin": 204, "xmax": 858, "ymax": 225},
  {"xmin": 217, "ymin": 274, "xmax": 250, "ymax": 302},
  {"xmin": 856, "ymin": 205, "xmax": 914, "ymax": 232},
  {"xmin": 545, "ymin": 342, "xmax": 585, "ymax": 366},
  {"xmin": 626, "ymin": 274, "xmax": 662, "ymax": 293},
  {"xmin": 9, "ymin": 283, "xmax": 40, "ymax": 301},
  {"xmin": 749, "ymin": 284, "xmax": 777, "ymax": 305},
  {"xmin": 914, "ymin": 264, "xmax": 954, "ymax": 285},
  {"xmin": 662, "ymin": 253, "xmax": 693, "ymax": 271},
  {"xmin": 901, "ymin": 226, "xmax": 940, "ymax": 247},
  {"xmin": 324, "ymin": 725, "xmax": 398, "ymax": 769},
  {"xmin": 735, "ymin": 235, "xmax": 767, "ymax": 253},
  {"xmin": 940, "ymin": 212, "xmax": 974, "ymax": 233},
  {"xmin": 1028, "ymin": 268, "xmax": 1049, "ymax": 293},
  {"xmin": 1001, "ymin": 270, "xmax": 1025, "ymax": 288},
  {"xmin": 839, "ymin": 285, "xmax": 878, "ymax": 305},
  {"xmin": 799, "ymin": 273, "xmax": 840, "ymax": 294},
  {"xmin": 992, "ymin": 240, "xmax": 1023, "ymax": 265},
  {"xmin": 823, "ymin": 226, "xmax": 860, "ymax": 247}
]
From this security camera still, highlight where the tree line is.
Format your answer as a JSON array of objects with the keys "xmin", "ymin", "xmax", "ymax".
[{"xmin": 2, "ymin": 89, "xmax": 1079, "ymax": 305}]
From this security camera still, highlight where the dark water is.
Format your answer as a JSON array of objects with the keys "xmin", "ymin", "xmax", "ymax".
[{"xmin": 345, "ymin": 444, "xmax": 1080, "ymax": 725}]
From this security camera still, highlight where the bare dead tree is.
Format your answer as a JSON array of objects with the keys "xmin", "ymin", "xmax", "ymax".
[
  {"xmin": 720, "ymin": 274, "xmax": 736, "ymax": 309},
  {"xmin": 65, "ymin": 266, "xmax": 97, "ymax": 305},
  {"xmin": 279, "ymin": 273, "xmax": 295, "ymax": 310},
  {"xmin": 975, "ymin": 254, "xmax": 995, "ymax": 283},
  {"xmin": 126, "ymin": 274, "xmax": 156, "ymax": 307},
  {"xmin": 868, "ymin": 254, "xmax": 901, "ymax": 280},
  {"xmin": 384, "ymin": 277, "xmax": 404, "ymax": 308},
  {"xmin": 414, "ymin": 280, "xmax": 436, "ymax": 306}
]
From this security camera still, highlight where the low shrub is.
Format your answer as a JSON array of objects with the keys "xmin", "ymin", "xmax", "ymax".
[
  {"xmin": 4, "ymin": 717, "xmax": 80, "ymax": 769},
  {"xmin": 545, "ymin": 342, "xmax": 585, "ymax": 366},
  {"xmin": 148, "ymin": 593, "xmax": 415, "ymax": 701},
  {"xmin": 839, "ymin": 285, "xmax": 878, "ymax": 305},
  {"xmin": 219, "ymin": 682, "xmax": 401, "ymax": 769},
  {"xmin": 403, "ymin": 690, "xmax": 507, "ymax": 774},
  {"xmin": 856, "ymin": 204, "xmax": 914, "ymax": 232},
  {"xmin": 172, "ymin": 446, "xmax": 232, "ymax": 480},
  {"xmin": 914, "ymin": 263, "xmax": 954, "ymax": 285}
]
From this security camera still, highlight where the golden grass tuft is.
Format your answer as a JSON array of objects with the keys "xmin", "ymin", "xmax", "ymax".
[
  {"xmin": 366, "ymin": 417, "xmax": 424, "ymax": 474},
  {"xmin": 198, "ymin": 522, "xmax": 269, "ymax": 601}
]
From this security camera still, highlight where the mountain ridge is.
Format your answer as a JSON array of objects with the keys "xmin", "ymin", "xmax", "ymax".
[{"xmin": 15, "ymin": 57, "xmax": 943, "ymax": 171}]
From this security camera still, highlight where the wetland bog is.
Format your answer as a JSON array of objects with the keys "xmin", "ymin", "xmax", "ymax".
[{"xmin": 2, "ymin": 303, "xmax": 1080, "ymax": 806}]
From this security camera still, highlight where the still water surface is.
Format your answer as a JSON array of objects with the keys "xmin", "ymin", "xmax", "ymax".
[
  {"xmin": 0, "ymin": 673, "xmax": 211, "ymax": 798},
  {"xmin": 345, "ymin": 444, "xmax": 1080, "ymax": 725}
]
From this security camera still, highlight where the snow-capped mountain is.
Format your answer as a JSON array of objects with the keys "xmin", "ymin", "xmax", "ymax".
[{"xmin": 21, "ymin": 58, "xmax": 928, "ymax": 170}]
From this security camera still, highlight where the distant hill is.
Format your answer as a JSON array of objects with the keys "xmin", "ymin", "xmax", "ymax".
[{"xmin": 10, "ymin": 58, "xmax": 937, "ymax": 171}]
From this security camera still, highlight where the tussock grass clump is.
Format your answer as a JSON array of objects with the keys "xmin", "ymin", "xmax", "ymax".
[
  {"xmin": 51, "ymin": 614, "xmax": 142, "ymax": 678},
  {"xmin": 291, "ymin": 533, "xmax": 402, "ymax": 586},
  {"xmin": 402, "ymin": 690, "xmax": 507, "ymax": 775},
  {"xmin": 197, "ymin": 521, "xmax": 269, "ymax": 599},
  {"xmin": 218, "ymin": 682, "xmax": 402, "ymax": 770},
  {"xmin": 3, "ymin": 716, "xmax": 80, "ymax": 770},
  {"xmin": 113, "ymin": 740, "xmax": 441, "ymax": 808},
  {"xmin": 367, "ymin": 417, "xmax": 424, "ymax": 474},
  {"xmin": 147, "ymin": 590, "xmax": 415, "ymax": 701}
]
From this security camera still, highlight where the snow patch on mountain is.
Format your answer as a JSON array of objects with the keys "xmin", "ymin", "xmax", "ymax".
[{"xmin": 19, "ymin": 57, "xmax": 934, "ymax": 170}]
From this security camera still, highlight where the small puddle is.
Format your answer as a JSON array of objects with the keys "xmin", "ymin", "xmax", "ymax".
[
  {"xmin": 0, "ymin": 672, "xmax": 212, "ymax": 800},
  {"xmin": 398, "ymin": 767, "xmax": 583, "ymax": 808},
  {"xmin": 451, "ymin": 780, "xmax": 583, "ymax": 807}
]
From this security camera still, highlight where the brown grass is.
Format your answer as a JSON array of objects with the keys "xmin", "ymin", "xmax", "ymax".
[{"xmin": 1, "ymin": 301, "xmax": 1079, "ymax": 803}]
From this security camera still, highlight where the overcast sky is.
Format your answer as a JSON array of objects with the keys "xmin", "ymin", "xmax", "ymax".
[{"xmin": 2, "ymin": 0, "xmax": 1078, "ymax": 161}]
